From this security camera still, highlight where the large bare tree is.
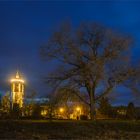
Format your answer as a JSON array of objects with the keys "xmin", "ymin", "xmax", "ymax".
[{"xmin": 40, "ymin": 23, "xmax": 139, "ymax": 120}]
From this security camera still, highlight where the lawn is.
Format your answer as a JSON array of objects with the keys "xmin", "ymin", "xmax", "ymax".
[{"xmin": 0, "ymin": 120, "xmax": 140, "ymax": 140}]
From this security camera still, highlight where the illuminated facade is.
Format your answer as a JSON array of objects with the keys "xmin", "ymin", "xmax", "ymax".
[{"xmin": 10, "ymin": 71, "xmax": 24, "ymax": 108}]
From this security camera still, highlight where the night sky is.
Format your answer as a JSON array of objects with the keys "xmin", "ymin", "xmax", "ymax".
[{"xmin": 0, "ymin": 1, "xmax": 140, "ymax": 105}]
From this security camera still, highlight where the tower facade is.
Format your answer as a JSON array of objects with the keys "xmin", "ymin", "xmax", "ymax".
[{"xmin": 10, "ymin": 71, "xmax": 24, "ymax": 108}]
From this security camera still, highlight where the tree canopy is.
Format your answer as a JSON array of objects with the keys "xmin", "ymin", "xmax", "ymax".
[{"xmin": 40, "ymin": 23, "xmax": 140, "ymax": 119}]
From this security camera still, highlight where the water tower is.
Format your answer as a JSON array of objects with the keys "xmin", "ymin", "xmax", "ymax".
[{"xmin": 10, "ymin": 71, "xmax": 24, "ymax": 108}]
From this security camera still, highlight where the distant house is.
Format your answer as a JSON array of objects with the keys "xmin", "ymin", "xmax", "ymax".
[
  {"xmin": 111, "ymin": 106, "xmax": 140, "ymax": 119},
  {"xmin": 116, "ymin": 106, "xmax": 127, "ymax": 115}
]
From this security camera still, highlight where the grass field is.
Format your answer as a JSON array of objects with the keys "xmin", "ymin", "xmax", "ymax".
[{"xmin": 0, "ymin": 120, "xmax": 140, "ymax": 140}]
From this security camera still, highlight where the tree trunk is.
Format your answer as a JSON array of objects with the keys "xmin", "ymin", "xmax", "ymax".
[{"xmin": 90, "ymin": 88, "xmax": 96, "ymax": 120}]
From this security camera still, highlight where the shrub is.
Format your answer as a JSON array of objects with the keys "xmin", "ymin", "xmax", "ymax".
[{"xmin": 80, "ymin": 115, "xmax": 88, "ymax": 120}]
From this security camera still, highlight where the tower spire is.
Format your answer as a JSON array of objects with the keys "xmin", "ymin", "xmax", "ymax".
[{"xmin": 16, "ymin": 70, "xmax": 20, "ymax": 78}]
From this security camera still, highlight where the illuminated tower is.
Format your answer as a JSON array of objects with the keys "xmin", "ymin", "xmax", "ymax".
[{"xmin": 10, "ymin": 71, "xmax": 24, "ymax": 108}]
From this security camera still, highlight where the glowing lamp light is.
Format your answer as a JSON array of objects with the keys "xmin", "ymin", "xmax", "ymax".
[
  {"xmin": 59, "ymin": 108, "xmax": 64, "ymax": 113},
  {"xmin": 76, "ymin": 107, "xmax": 81, "ymax": 111}
]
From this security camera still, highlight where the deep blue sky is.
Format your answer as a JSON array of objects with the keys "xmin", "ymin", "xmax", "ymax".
[{"xmin": 0, "ymin": 1, "xmax": 140, "ymax": 105}]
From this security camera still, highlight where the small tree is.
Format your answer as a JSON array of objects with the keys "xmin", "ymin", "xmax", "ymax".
[
  {"xmin": 11, "ymin": 103, "xmax": 21, "ymax": 119},
  {"xmin": 45, "ymin": 93, "xmax": 59, "ymax": 120},
  {"xmin": 1, "ymin": 92, "xmax": 11, "ymax": 115},
  {"xmin": 98, "ymin": 97, "xmax": 112, "ymax": 118},
  {"xmin": 32, "ymin": 104, "xmax": 42, "ymax": 119},
  {"xmin": 126, "ymin": 102, "xmax": 136, "ymax": 120},
  {"xmin": 24, "ymin": 103, "xmax": 35, "ymax": 117},
  {"xmin": 23, "ymin": 89, "xmax": 37, "ymax": 117}
]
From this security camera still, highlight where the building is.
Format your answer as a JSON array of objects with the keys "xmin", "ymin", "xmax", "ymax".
[{"xmin": 10, "ymin": 71, "xmax": 24, "ymax": 108}]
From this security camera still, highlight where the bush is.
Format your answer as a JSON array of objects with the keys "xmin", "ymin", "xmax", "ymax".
[{"xmin": 80, "ymin": 115, "xmax": 88, "ymax": 120}]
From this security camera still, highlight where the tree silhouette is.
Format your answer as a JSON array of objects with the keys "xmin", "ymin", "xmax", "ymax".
[
  {"xmin": 98, "ymin": 97, "xmax": 112, "ymax": 118},
  {"xmin": 11, "ymin": 103, "xmax": 21, "ymax": 119},
  {"xmin": 126, "ymin": 102, "xmax": 136, "ymax": 120},
  {"xmin": 41, "ymin": 23, "xmax": 139, "ymax": 120},
  {"xmin": 1, "ymin": 92, "xmax": 11, "ymax": 114}
]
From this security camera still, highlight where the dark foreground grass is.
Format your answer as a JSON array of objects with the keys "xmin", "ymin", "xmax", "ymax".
[{"xmin": 0, "ymin": 120, "xmax": 140, "ymax": 140}]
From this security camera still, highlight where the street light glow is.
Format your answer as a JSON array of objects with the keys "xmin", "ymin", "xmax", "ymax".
[
  {"xmin": 59, "ymin": 108, "xmax": 64, "ymax": 113},
  {"xmin": 76, "ymin": 107, "xmax": 81, "ymax": 111}
]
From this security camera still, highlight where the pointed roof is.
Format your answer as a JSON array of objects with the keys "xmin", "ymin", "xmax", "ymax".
[
  {"xmin": 10, "ymin": 71, "xmax": 24, "ymax": 83},
  {"xmin": 16, "ymin": 71, "xmax": 20, "ymax": 79}
]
